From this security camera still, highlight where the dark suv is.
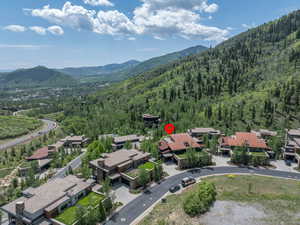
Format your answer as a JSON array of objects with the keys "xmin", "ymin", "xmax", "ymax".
[
  {"xmin": 169, "ymin": 184, "xmax": 181, "ymax": 193},
  {"xmin": 181, "ymin": 177, "xmax": 196, "ymax": 187}
]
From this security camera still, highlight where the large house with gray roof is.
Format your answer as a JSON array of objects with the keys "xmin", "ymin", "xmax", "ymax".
[
  {"xmin": 188, "ymin": 128, "xmax": 221, "ymax": 138},
  {"xmin": 1, "ymin": 175, "xmax": 95, "ymax": 225},
  {"xmin": 112, "ymin": 135, "xmax": 145, "ymax": 150},
  {"xmin": 90, "ymin": 149, "xmax": 151, "ymax": 189}
]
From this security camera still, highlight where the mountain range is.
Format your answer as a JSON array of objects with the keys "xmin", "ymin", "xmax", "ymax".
[
  {"xmin": 0, "ymin": 45, "xmax": 208, "ymax": 88},
  {"xmin": 57, "ymin": 45, "xmax": 207, "ymax": 83},
  {"xmin": 57, "ymin": 60, "xmax": 140, "ymax": 77}
]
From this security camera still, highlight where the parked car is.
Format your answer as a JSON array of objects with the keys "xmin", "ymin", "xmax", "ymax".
[
  {"xmin": 169, "ymin": 184, "xmax": 181, "ymax": 193},
  {"xmin": 285, "ymin": 160, "xmax": 292, "ymax": 166},
  {"xmin": 181, "ymin": 177, "xmax": 196, "ymax": 187}
]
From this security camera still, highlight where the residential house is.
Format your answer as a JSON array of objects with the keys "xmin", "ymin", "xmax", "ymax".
[
  {"xmin": 60, "ymin": 135, "xmax": 89, "ymax": 147},
  {"xmin": 19, "ymin": 141, "xmax": 65, "ymax": 176},
  {"xmin": 90, "ymin": 149, "xmax": 151, "ymax": 189},
  {"xmin": 283, "ymin": 129, "xmax": 300, "ymax": 166},
  {"xmin": 251, "ymin": 129, "xmax": 277, "ymax": 138},
  {"xmin": 159, "ymin": 133, "xmax": 204, "ymax": 168},
  {"xmin": 188, "ymin": 128, "xmax": 221, "ymax": 138},
  {"xmin": 218, "ymin": 132, "xmax": 271, "ymax": 156},
  {"xmin": 1, "ymin": 175, "xmax": 95, "ymax": 225},
  {"xmin": 112, "ymin": 135, "xmax": 145, "ymax": 150},
  {"xmin": 143, "ymin": 114, "xmax": 160, "ymax": 127}
]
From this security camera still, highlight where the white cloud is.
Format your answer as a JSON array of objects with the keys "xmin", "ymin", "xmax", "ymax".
[
  {"xmin": 135, "ymin": 0, "xmax": 219, "ymax": 13},
  {"xmin": 128, "ymin": 37, "xmax": 136, "ymax": 40},
  {"xmin": 30, "ymin": 3, "xmax": 97, "ymax": 31},
  {"xmin": 47, "ymin": 25, "xmax": 64, "ymax": 35},
  {"xmin": 83, "ymin": 0, "xmax": 114, "ymax": 7},
  {"xmin": 3, "ymin": 25, "xmax": 27, "ymax": 32},
  {"xmin": 30, "ymin": 26, "xmax": 47, "ymax": 35},
  {"xmin": 0, "ymin": 44, "xmax": 48, "ymax": 49},
  {"xmin": 6, "ymin": 25, "xmax": 64, "ymax": 36},
  {"xmin": 201, "ymin": 2, "xmax": 218, "ymax": 13},
  {"xmin": 133, "ymin": 0, "xmax": 227, "ymax": 41},
  {"xmin": 27, "ymin": 0, "xmax": 229, "ymax": 42}
]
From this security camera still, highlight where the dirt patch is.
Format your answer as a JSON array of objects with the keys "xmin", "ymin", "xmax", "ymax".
[{"xmin": 199, "ymin": 201, "xmax": 267, "ymax": 225}]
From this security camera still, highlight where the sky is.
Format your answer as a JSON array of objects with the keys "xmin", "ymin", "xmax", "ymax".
[{"xmin": 0, "ymin": 0, "xmax": 299, "ymax": 70}]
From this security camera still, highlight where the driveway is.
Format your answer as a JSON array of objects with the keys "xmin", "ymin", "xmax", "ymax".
[
  {"xmin": 113, "ymin": 184, "xmax": 139, "ymax": 206},
  {"xmin": 105, "ymin": 166, "xmax": 300, "ymax": 225},
  {"xmin": 213, "ymin": 155, "xmax": 232, "ymax": 167},
  {"xmin": 270, "ymin": 160, "xmax": 299, "ymax": 173},
  {"xmin": 162, "ymin": 161, "xmax": 183, "ymax": 176}
]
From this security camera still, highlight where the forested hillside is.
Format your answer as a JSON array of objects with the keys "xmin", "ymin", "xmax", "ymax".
[
  {"xmin": 0, "ymin": 66, "xmax": 77, "ymax": 88},
  {"xmin": 59, "ymin": 10, "xmax": 300, "ymax": 138},
  {"xmin": 57, "ymin": 45, "xmax": 207, "ymax": 84}
]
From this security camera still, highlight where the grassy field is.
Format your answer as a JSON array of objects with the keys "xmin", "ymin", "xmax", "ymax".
[
  {"xmin": 0, "ymin": 116, "xmax": 42, "ymax": 140},
  {"xmin": 138, "ymin": 175, "xmax": 300, "ymax": 225},
  {"xmin": 55, "ymin": 192, "xmax": 104, "ymax": 225}
]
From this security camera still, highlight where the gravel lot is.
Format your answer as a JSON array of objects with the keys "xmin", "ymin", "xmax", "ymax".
[{"xmin": 200, "ymin": 201, "xmax": 267, "ymax": 225}]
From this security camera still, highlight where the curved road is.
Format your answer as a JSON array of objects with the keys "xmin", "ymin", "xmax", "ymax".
[
  {"xmin": 0, "ymin": 119, "xmax": 57, "ymax": 150},
  {"xmin": 105, "ymin": 166, "xmax": 300, "ymax": 225}
]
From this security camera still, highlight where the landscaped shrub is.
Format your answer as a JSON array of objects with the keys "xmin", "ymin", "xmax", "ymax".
[
  {"xmin": 230, "ymin": 147, "xmax": 250, "ymax": 165},
  {"xmin": 231, "ymin": 148, "xmax": 269, "ymax": 166},
  {"xmin": 250, "ymin": 154, "xmax": 269, "ymax": 166},
  {"xmin": 184, "ymin": 149, "xmax": 212, "ymax": 168},
  {"xmin": 183, "ymin": 181, "xmax": 216, "ymax": 216}
]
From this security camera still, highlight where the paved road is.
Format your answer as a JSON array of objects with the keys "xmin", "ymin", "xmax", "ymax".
[
  {"xmin": 0, "ymin": 119, "xmax": 57, "ymax": 151},
  {"xmin": 105, "ymin": 166, "xmax": 300, "ymax": 225}
]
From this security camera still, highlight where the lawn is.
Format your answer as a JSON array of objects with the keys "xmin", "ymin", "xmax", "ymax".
[
  {"xmin": 138, "ymin": 175, "xmax": 300, "ymax": 225},
  {"xmin": 175, "ymin": 151, "xmax": 207, "ymax": 159},
  {"xmin": 0, "ymin": 116, "xmax": 42, "ymax": 140},
  {"xmin": 250, "ymin": 151, "xmax": 268, "ymax": 157},
  {"xmin": 126, "ymin": 162, "xmax": 155, "ymax": 178},
  {"xmin": 54, "ymin": 192, "xmax": 105, "ymax": 225},
  {"xmin": 138, "ymin": 162, "xmax": 155, "ymax": 170}
]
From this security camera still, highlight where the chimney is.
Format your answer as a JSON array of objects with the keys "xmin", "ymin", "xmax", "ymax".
[
  {"xmin": 97, "ymin": 159, "xmax": 105, "ymax": 167},
  {"xmin": 16, "ymin": 201, "xmax": 25, "ymax": 215},
  {"xmin": 16, "ymin": 201, "xmax": 25, "ymax": 225}
]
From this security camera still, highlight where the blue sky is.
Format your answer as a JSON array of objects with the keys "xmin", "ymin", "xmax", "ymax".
[{"xmin": 0, "ymin": 0, "xmax": 299, "ymax": 70}]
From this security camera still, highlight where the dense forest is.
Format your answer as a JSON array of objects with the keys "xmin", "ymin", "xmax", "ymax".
[{"xmin": 44, "ymin": 10, "xmax": 300, "ymax": 139}]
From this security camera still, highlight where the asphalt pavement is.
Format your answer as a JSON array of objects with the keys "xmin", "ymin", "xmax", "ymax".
[
  {"xmin": 105, "ymin": 166, "xmax": 300, "ymax": 225},
  {"xmin": 0, "ymin": 119, "xmax": 57, "ymax": 151}
]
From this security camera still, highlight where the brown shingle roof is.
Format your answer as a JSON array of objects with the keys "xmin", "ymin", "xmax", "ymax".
[
  {"xmin": 26, "ymin": 147, "xmax": 49, "ymax": 160},
  {"xmin": 160, "ymin": 133, "xmax": 202, "ymax": 152},
  {"xmin": 221, "ymin": 132, "xmax": 269, "ymax": 149}
]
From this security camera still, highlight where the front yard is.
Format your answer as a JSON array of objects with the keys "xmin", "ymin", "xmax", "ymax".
[
  {"xmin": 250, "ymin": 151, "xmax": 268, "ymax": 157},
  {"xmin": 175, "ymin": 151, "xmax": 207, "ymax": 159},
  {"xmin": 125, "ymin": 162, "xmax": 156, "ymax": 178},
  {"xmin": 138, "ymin": 175, "xmax": 300, "ymax": 225},
  {"xmin": 54, "ymin": 192, "xmax": 105, "ymax": 225}
]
